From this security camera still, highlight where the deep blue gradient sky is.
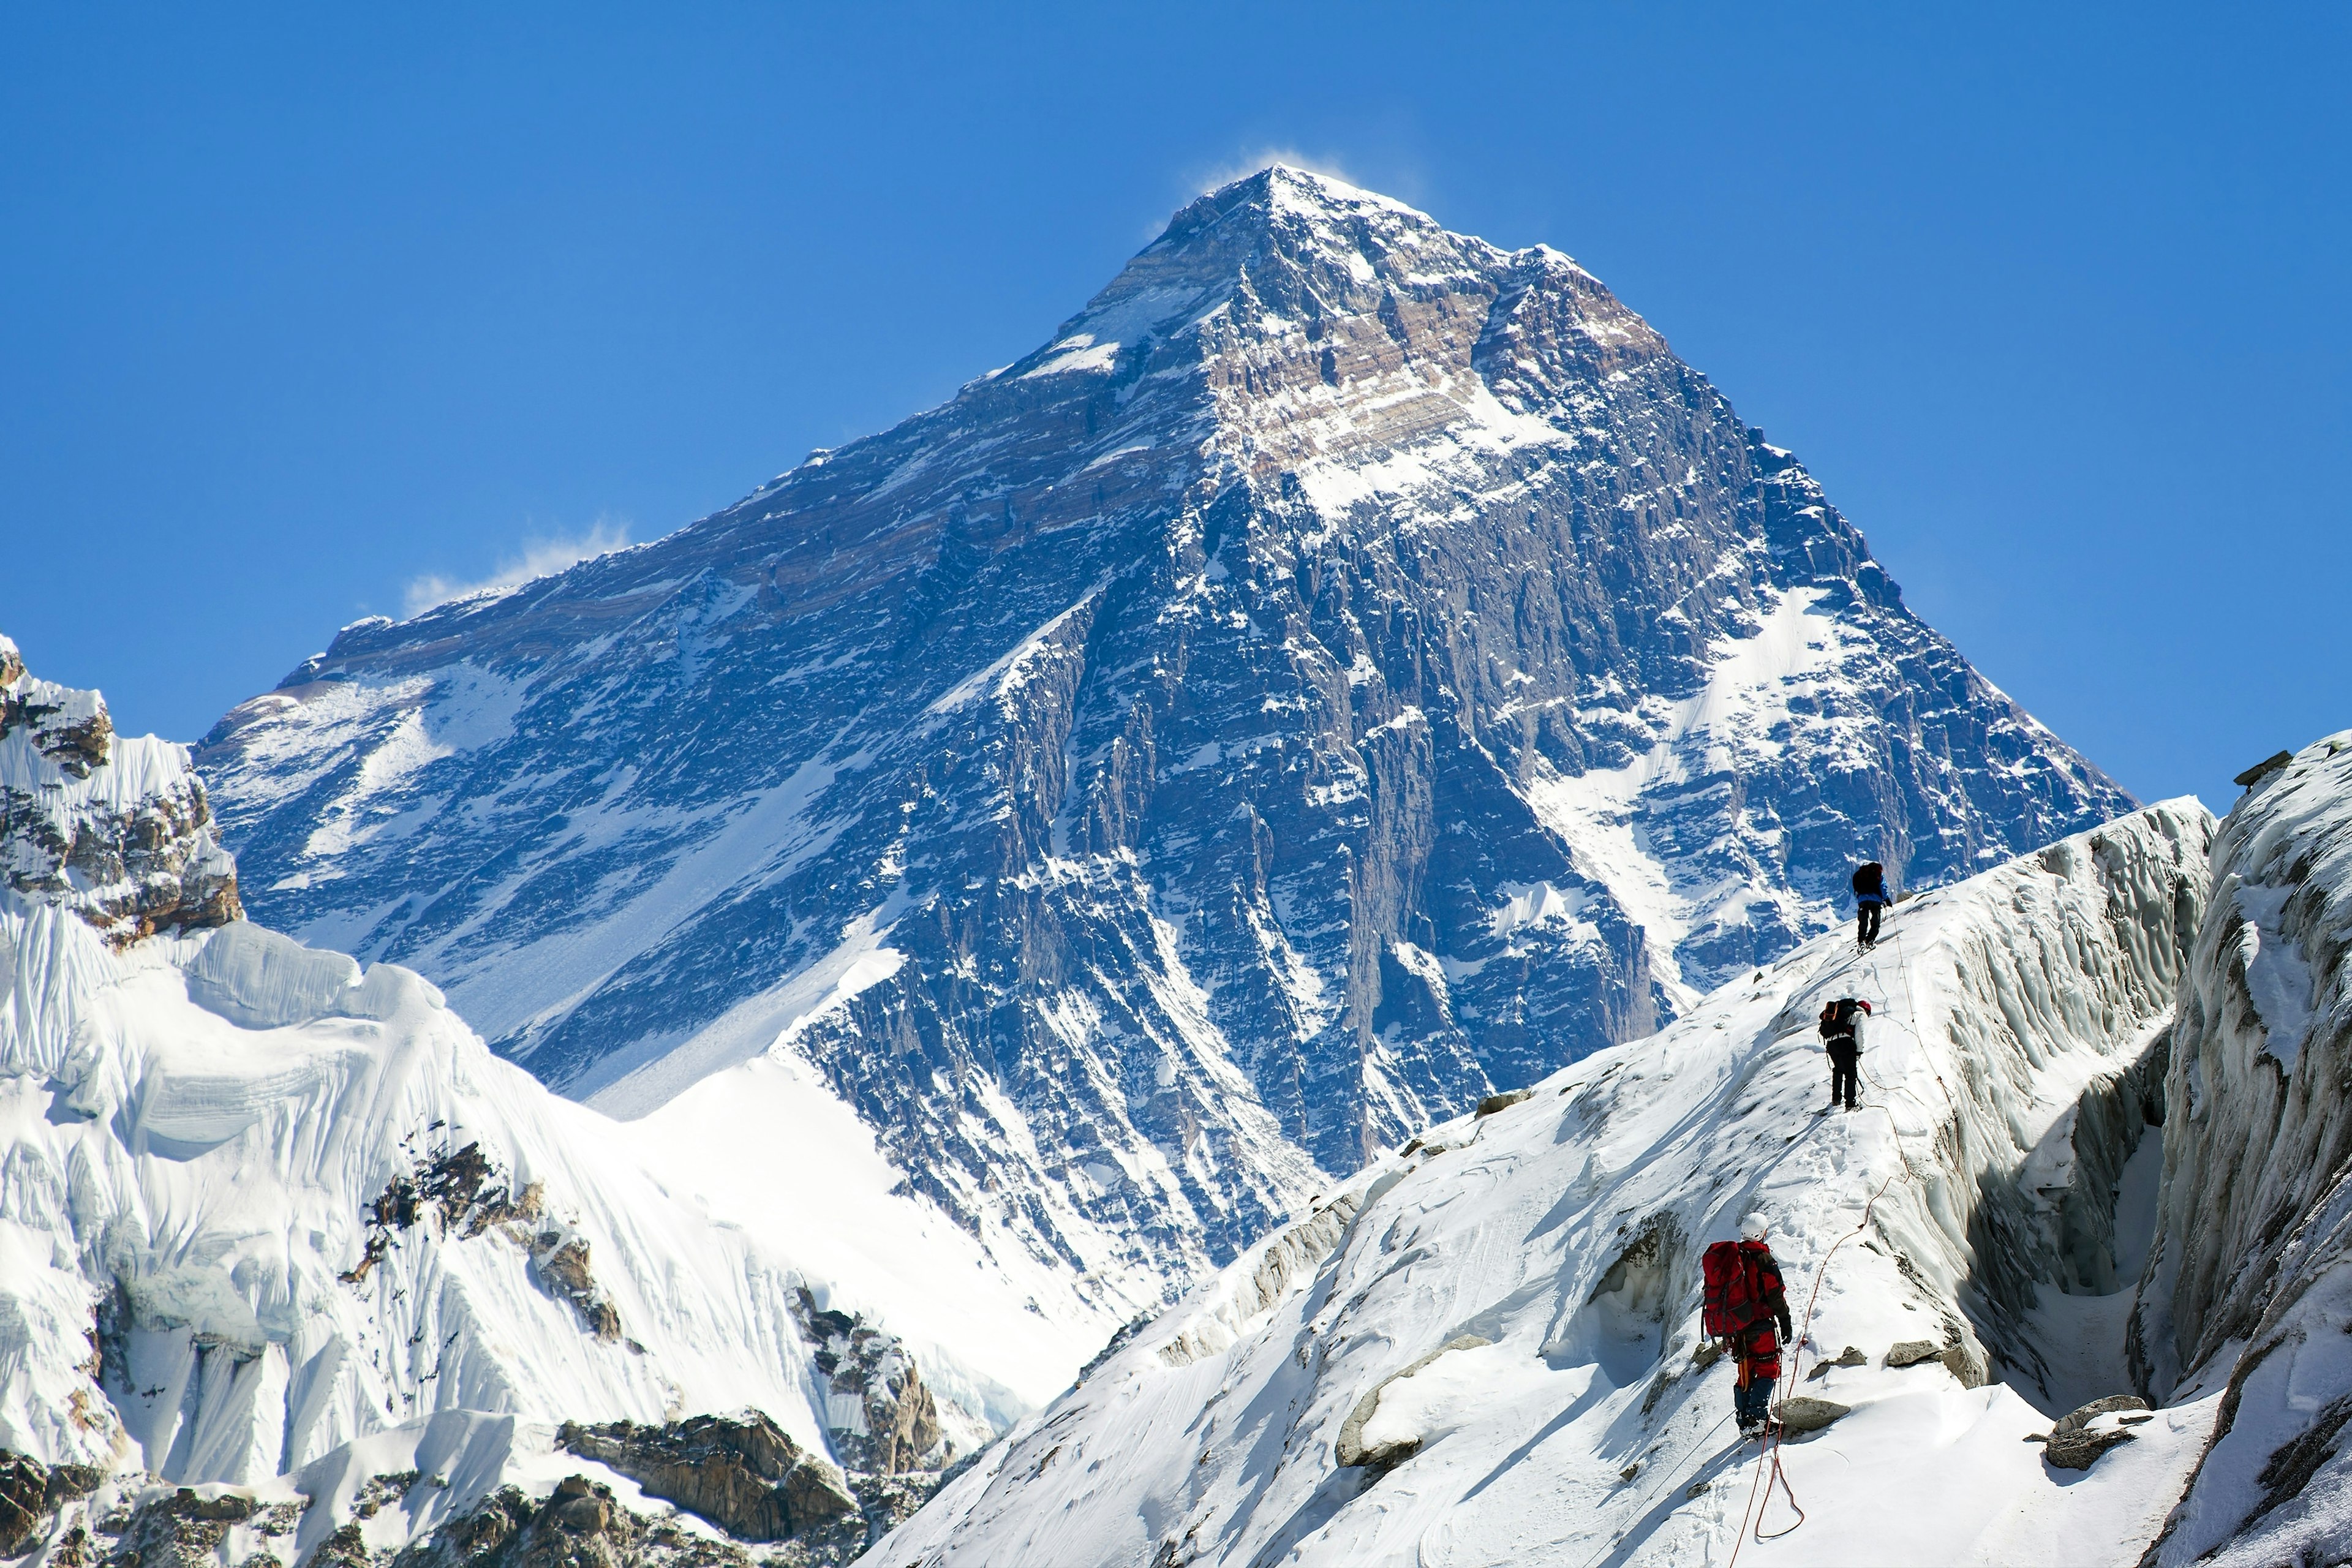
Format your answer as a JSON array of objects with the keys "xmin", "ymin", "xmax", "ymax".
[{"xmin": 3, "ymin": 4, "xmax": 2344, "ymax": 809}]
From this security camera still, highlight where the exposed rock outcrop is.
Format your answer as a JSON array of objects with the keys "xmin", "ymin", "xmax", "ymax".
[
  {"xmin": 1773, "ymin": 1396, "xmax": 1849, "ymax": 1435},
  {"xmin": 2041, "ymin": 1397, "xmax": 2148, "ymax": 1470},
  {"xmin": 0, "ymin": 1466, "xmax": 303, "ymax": 1568},
  {"xmin": 1, "ymin": 634, "xmax": 239, "ymax": 943},
  {"xmin": 342, "ymin": 1138, "xmax": 623, "ymax": 1341},
  {"xmin": 786, "ymin": 1293, "xmax": 943, "ymax": 1476},
  {"xmin": 0, "ymin": 1450, "xmax": 104, "ymax": 1555},
  {"xmin": 390, "ymin": 1471, "xmax": 862, "ymax": 1568},
  {"xmin": 556, "ymin": 1416, "xmax": 859, "ymax": 1545}
]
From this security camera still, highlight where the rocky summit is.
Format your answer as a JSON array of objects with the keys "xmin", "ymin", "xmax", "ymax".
[{"xmin": 196, "ymin": 167, "xmax": 2130, "ymax": 1307}]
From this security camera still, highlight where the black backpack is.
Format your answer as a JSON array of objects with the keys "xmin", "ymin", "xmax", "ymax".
[
  {"xmin": 1852, "ymin": 862, "xmax": 1885, "ymax": 898},
  {"xmin": 1819, "ymin": 998, "xmax": 1866, "ymax": 1042}
]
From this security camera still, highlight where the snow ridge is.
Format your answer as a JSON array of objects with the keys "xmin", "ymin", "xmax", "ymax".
[{"xmin": 870, "ymin": 802, "xmax": 2216, "ymax": 1567}]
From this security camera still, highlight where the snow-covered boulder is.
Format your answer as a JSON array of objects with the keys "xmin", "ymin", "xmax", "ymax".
[{"xmin": 867, "ymin": 802, "xmax": 2220, "ymax": 1566}]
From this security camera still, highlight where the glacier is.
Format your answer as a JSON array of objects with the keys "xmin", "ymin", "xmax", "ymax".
[
  {"xmin": 2131, "ymin": 733, "xmax": 2352, "ymax": 1566},
  {"xmin": 193, "ymin": 167, "xmax": 2133, "ymax": 1329},
  {"xmin": 865, "ymin": 799, "xmax": 2221, "ymax": 1566}
]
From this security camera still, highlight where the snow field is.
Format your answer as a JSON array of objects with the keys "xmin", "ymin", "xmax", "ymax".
[{"xmin": 867, "ymin": 801, "xmax": 2217, "ymax": 1566}]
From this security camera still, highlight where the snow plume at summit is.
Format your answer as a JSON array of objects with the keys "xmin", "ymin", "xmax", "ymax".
[
  {"xmin": 196, "ymin": 166, "xmax": 2133, "ymax": 1332},
  {"xmin": 403, "ymin": 520, "xmax": 635, "ymax": 615}
]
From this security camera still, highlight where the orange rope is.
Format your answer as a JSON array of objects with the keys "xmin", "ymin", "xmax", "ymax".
[{"xmin": 1727, "ymin": 1166, "xmax": 1902, "ymax": 1565}]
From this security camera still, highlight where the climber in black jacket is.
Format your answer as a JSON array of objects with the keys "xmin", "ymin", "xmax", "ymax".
[
  {"xmin": 1819, "ymin": 997, "xmax": 1872, "ymax": 1112},
  {"xmin": 1852, "ymin": 861, "xmax": 1890, "ymax": 947}
]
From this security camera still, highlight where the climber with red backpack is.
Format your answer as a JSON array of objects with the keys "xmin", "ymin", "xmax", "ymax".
[
  {"xmin": 1819, "ymin": 996, "xmax": 1872, "ymax": 1113},
  {"xmin": 1703, "ymin": 1213, "xmax": 1794, "ymax": 1438}
]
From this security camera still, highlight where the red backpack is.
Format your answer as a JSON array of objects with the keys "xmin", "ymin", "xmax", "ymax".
[{"xmin": 1702, "ymin": 1240, "xmax": 1763, "ymax": 1337}]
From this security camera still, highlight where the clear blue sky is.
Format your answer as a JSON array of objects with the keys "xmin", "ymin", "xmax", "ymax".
[{"xmin": 3, "ymin": 4, "xmax": 2343, "ymax": 809}]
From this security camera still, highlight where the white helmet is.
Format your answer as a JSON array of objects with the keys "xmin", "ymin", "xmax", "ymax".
[{"xmin": 1740, "ymin": 1213, "xmax": 1768, "ymax": 1242}]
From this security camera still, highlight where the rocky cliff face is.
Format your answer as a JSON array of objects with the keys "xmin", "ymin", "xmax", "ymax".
[
  {"xmin": 2133, "ymin": 734, "xmax": 2352, "ymax": 1566},
  {"xmin": 1, "ymin": 635, "xmax": 239, "ymax": 943},
  {"xmin": 196, "ymin": 167, "xmax": 2132, "ymax": 1308}
]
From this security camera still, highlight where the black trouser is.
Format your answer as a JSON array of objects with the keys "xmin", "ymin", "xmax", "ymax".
[
  {"xmin": 1734, "ymin": 1363, "xmax": 1774, "ymax": 1427},
  {"xmin": 1828, "ymin": 1040, "xmax": 1860, "ymax": 1109},
  {"xmin": 1857, "ymin": 899, "xmax": 1883, "ymax": 944}
]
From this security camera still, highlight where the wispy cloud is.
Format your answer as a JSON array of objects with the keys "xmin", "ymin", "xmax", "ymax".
[{"xmin": 404, "ymin": 520, "xmax": 632, "ymax": 616}]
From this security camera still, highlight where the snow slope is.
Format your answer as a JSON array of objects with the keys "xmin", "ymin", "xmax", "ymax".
[{"xmin": 867, "ymin": 801, "xmax": 2215, "ymax": 1567}]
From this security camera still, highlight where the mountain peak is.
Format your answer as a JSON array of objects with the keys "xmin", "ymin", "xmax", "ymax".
[
  {"xmin": 1139, "ymin": 162, "xmax": 1454, "ymax": 283},
  {"xmin": 201, "ymin": 163, "xmax": 2133, "ymax": 1336},
  {"xmin": 1213, "ymin": 162, "xmax": 1429, "ymax": 220}
]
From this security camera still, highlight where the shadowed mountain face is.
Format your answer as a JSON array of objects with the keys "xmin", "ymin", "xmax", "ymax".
[{"xmin": 198, "ymin": 167, "xmax": 2131, "ymax": 1300}]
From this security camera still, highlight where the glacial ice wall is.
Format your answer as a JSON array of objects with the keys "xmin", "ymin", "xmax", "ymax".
[
  {"xmin": 0, "ymin": 900, "xmax": 846, "ymax": 1480},
  {"xmin": 2135, "ymin": 733, "xmax": 2352, "ymax": 1566}
]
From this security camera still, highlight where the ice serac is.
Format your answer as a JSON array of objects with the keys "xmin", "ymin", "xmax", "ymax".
[
  {"xmin": 196, "ymin": 167, "xmax": 2132, "ymax": 1310},
  {"xmin": 2133, "ymin": 734, "xmax": 2352, "ymax": 1567},
  {"xmin": 865, "ymin": 802, "xmax": 2222, "ymax": 1567},
  {"xmin": 0, "ymin": 636, "xmax": 239, "ymax": 944}
]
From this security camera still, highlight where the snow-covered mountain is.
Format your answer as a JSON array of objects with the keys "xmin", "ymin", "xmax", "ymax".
[
  {"xmin": 0, "ymin": 643, "xmax": 1073, "ymax": 1565},
  {"xmin": 195, "ymin": 166, "xmax": 2132, "ymax": 1322},
  {"xmin": 868, "ymin": 799, "xmax": 2219, "ymax": 1567}
]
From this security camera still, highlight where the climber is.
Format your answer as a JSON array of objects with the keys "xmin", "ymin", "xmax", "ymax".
[
  {"xmin": 1703, "ymin": 1214, "xmax": 1794, "ymax": 1438},
  {"xmin": 1819, "ymin": 996, "xmax": 1872, "ymax": 1112},
  {"xmin": 1851, "ymin": 860, "xmax": 1891, "ymax": 947}
]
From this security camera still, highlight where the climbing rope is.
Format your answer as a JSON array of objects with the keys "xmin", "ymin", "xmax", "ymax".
[
  {"xmin": 1565, "ymin": 1409, "xmax": 1737, "ymax": 1568},
  {"xmin": 1857, "ymin": 927, "xmax": 1959, "ymax": 1121},
  {"xmin": 1575, "ymin": 907, "xmax": 1958, "ymax": 1566},
  {"xmin": 1725, "ymin": 1166, "xmax": 1902, "ymax": 1564}
]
